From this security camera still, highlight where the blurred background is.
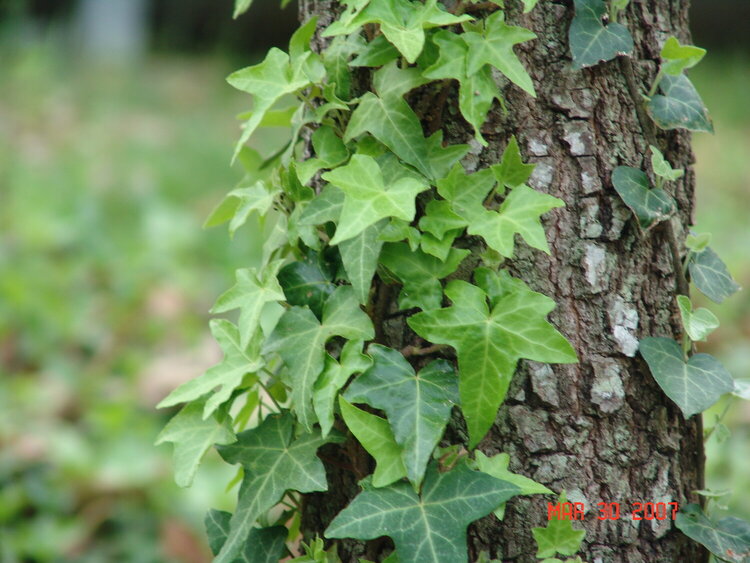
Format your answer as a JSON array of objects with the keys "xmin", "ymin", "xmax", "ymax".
[{"xmin": 0, "ymin": 0, "xmax": 747, "ymax": 561}]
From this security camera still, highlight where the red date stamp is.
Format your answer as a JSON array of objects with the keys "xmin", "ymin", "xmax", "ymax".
[{"xmin": 547, "ymin": 502, "xmax": 679, "ymax": 521}]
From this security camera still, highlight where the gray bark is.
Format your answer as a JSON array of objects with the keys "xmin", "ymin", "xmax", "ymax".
[{"xmin": 299, "ymin": 1, "xmax": 706, "ymax": 561}]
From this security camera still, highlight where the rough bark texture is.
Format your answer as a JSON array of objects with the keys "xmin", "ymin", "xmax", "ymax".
[{"xmin": 299, "ymin": 1, "xmax": 706, "ymax": 561}]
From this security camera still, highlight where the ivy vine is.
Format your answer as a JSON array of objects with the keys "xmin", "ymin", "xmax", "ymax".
[{"xmin": 156, "ymin": 0, "xmax": 750, "ymax": 561}]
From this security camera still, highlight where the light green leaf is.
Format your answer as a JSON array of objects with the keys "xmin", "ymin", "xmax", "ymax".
[
  {"xmin": 685, "ymin": 232, "xmax": 711, "ymax": 253},
  {"xmin": 408, "ymin": 277, "xmax": 577, "ymax": 446},
  {"xmin": 289, "ymin": 537, "xmax": 343, "ymax": 563},
  {"xmin": 532, "ymin": 492, "xmax": 586, "ymax": 558},
  {"xmin": 611, "ymin": 166, "xmax": 676, "ymax": 231},
  {"xmin": 211, "ymin": 263, "xmax": 286, "ymax": 348},
  {"xmin": 463, "ymin": 11, "xmax": 537, "ymax": 96},
  {"xmin": 568, "ymin": 0, "xmax": 633, "ymax": 70},
  {"xmin": 379, "ymin": 218, "xmax": 422, "ymax": 251},
  {"xmin": 205, "ymin": 509, "xmax": 288, "ymax": 563},
  {"xmin": 339, "ymin": 220, "xmax": 386, "ymax": 304},
  {"xmin": 419, "ymin": 199, "xmax": 469, "ymax": 240},
  {"xmin": 155, "ymin": 400, "xmax": 236, "ymax": 488},
  {"xmin": 647, "ymin": 73, "xmax": 714, "ymax": 133},
  {"xmin": 475, "ymin": 451, "xmax": 552, "ymax": 518},
  {"xmin": 675, "ymin": 504, "xmax": 750, "ymax": 563},
  {"xmin": 297, "ymin": 125, "xmax": 350, "ymax": 184},
  {"xmin": 345, "ymin": 345, "xmax": 459, "ymax": 486},
  {"xmin": 351, "ymin": 34, "xmax": 400, "ymax": 67},
  {"xmin": 323, "ymin": 34, "xmax": 365, "ymax": 100},
  {"xmin": 157, "ymin": 320, "xmax": 262, "ymax": 417},
  {"xmin": 299, "ymin": 185, "xmax": 344, "ymax": 226},
  {"xmin": 424, "ymin": 131, "xmax": 471, "ymax": 179},
  {"xmin": 323, "ymin": 0, "xmax": 471, "ymax": 63},
  {"xmin": 322, "ymin": 155, "xmax": 428, "ymax": 245},
  {"xmin": 649, "ymin": 145, "xmax": 684, "ymax": 182},
  {"xmin": 689, "ymin": 247, "xmax": 741, "ymax": 304},
  {"xmin": 215, "ymin": 413, "xmax": 333, "ymax": 563},
  {"xmin": 420, "ymin": 230, "xmax": 462, "ymax": 262},
  {"xmin": 676, "ymin": 295, "xmax": 719, "ymax": 342},
  {"xmin": 325, "ymin": 463, "xmax": 520, "ymax": 563},
  {"xmin": 264, "ymin": 287, "xmax": 374, "ymax": 430},
  {"xmin": 660, "ymin": 36, "xmax": 706, "ymax": 76},
  {"xmin": 521, "ymin": 0, "xmax": 539, "ymax": 13},
  {"xmin": 277, "ymin": 251, "xmax": 336, "ymax": 319},
  {"xmin": 492, "ymin": 135, "xmax": 535, "ymax": 189},
  {"xmin": 639, "ymin": 337, "xmax": 734, "ymax": 418},
  {"xmin": 233, "ymin": 0, "xmax": 252, "ymax": 19},
  {"xmin": 313, "ymin": 340, "xmax": 372, "ymax": 437},
  {"xmin": 339, "ymin": 397, "xmax": 407, "ymax": 487},
  {"xmin": 380, "ymin": 242, "xmax": 469, "ymax": 311}
]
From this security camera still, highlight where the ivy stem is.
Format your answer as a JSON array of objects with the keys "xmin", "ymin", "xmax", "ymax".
[
  {"xmin": 401, "ymin": 343, "xmax": 449, "ymax": 357},
  {"xmin": 703, "ymin": 401, "xmax": 732, "ymax": 442},
  {"xmin": 648, "ymin": 69, "xmax": 664, "ymax": 98},
  {"xmin": 258, "ymin": 368, "xmax": 284, "ymax": 412}
]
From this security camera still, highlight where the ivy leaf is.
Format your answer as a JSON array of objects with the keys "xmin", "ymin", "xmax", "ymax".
[
  {"xmin": 475, "ymin": 451, "xmax": 552, "ymax": 519},
  {"xmin": 419, "ymin": 200, "xmax": 469, "ymax": 240},
  {"xmin": 297, "ymin": 125, "xmax": 350, "ymax": 184},
  {"xmin": 339, "ymin": 220, "xmax": 386, "ymax": 304},
  {"xmin": 157, "ymin": 320, "xmax": 262, "ymax": 417},
  {"xmin": 380, "ymin": 242, "xmax": 470, "ymax": 311},
  {"xmin": 299, "ymin": 185, "xmax": 344, "ymax": 226},
  {"xmin": 409, "ymin": 278, "xmax": 577, "ymax": 446},
  {"xmin": 313, "ymin": 340, "xmax": 372, "ymax": 437},
  {"xmin": 568, "ymin": 0, "xmax": 634, "ymax": 70},
  {"xmin": 205, "ymin": 509, "xmax": 288, "ymax": 563},
  {"xmin": 323, "ymin": 34, "xmax": 364, "ymax": 100},
  {"xmin": 351, "ymin": 34, "xmax": 400, "ymax": 67},
  {"xmin": 649, "ymin": 145, "xmax": 684, "ymax": 182},
  {"xmin": 532, "ymin": 492, "xmax": 586, "ymax": 558},
  {"xmin": 424, "ymin": 131, "xmax": 471, "ymax": 179},
  {"xmin": 676, "ymin": 295, "xmax": 719, "ymax": 342},
  {"xmin": 325, "ymin": 463, "xmax": 520, "ymax": 563},
  {"xmin": 345, "ymin": 345, "xmax": 459, "ymax": 486},
  {"xmin": 278, "ymin": 251, "xmax": 336, "ymax": 319},
  {"xmin": 211, "ymin": 262, "xmax": 286, "ymax": 348},
  {"xmin": 155, "ymin": 400, "xmax": 236, "ymax": 488},
  {"xmin": 688, "ymin": 247, "xmax": 741, "ymax": 304},
  {"xmin": 420, "ymin": 230, "xmax": 462, "ymax": 262},
  {"xmin": 685, "ymin": 232, "xmax": 712, "ymax": 253},
  {"xmin": 379, "ymin": 218, "xmax": 422, "ymax": 251},
  {"xmin": 647, "ymin": 73, "xmax": 714, "ymax": 133},
  {"xmin": 463, "ymin": 11, "xmax": 537, "ymax": 97},
  {"xmin": 639, "ymin": 337, "xmax": 734, "ymax": 418},
  {"xmin": 264, "ymin": 287, "xmax": 374, "ymax": 430},
  {"xmin": 423, "ymin": 31, "xmax": 500, "ymax": 144},
  {"xmin": 323, "ymin": 0, "xmax": 471, "ymax": 63},
  {"xmin": 611, "ymin": 166, "xmax": 676, "ymax": 231},
  {"xmin": 322, "ymin": 155, "xmax": 428, "ymax": 245},
  {"xmin": 492, "ymin": 135, "xmax": 536, "ymax": 189},
  {"xmin": 521, "ymin": 0, "xmax": 539, "ymax": 12},
  {"xmin": 339, "ymin": 397, "xmax": 407, "ymax": 487},
  {"xmin": 675, "ymin": 504, "xmax": 750, "ymax": 563},
  {"xmin": 660, "ymin": 37, "xmax": 706, "ymax": 76},
  {"xmin": 215, "ymin": 413, "xmax": 333, "ymax": 563},
  {"xmin": 224, "ymin": 181, "xmax": 282, "ymax": 238}
]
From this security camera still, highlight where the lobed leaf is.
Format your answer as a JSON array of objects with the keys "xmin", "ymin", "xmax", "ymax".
[{"xmin": 568, "ymin": 0, "xmax": 633, "ymax": 70}]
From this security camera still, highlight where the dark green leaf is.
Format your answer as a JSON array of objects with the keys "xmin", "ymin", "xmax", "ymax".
[
  {"xmin": 689, "ymin": 247, "xmax": 741, "ymax": 303},
  {"xmin": 647, "ymin": 73, "xmax": 714, "ymax": 133},
  {"xmin": 568, "ymin": 0, "xmax": 634, "ymax": 70},
  {"xmin": 351, "ymin": 34, "xmax": 400, "ymax": 67},
  {"xmin": 611, "ymin": 166, "xmax": 676, "ymax": 230},
  {"xmin": 339, "ymin": 220, "xmax": 386, "ymax": 304},
  {"xmin": 278, "ymin": 251, "xmax": 336, "ymax": 318},
  {"xmin": 675, "ymin": 504, "xmax": 750, "ymax": 563},
  {"xmin": 205, "ymin": 509, "xmax": 288, "ymax": 563}
]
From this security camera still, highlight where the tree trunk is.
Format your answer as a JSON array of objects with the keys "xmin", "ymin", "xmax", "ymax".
[{"xmin": 299, "ymin": 1, "xmax": 706, "ymax": 561}]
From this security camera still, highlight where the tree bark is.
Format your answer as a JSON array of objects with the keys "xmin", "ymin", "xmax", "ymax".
[{"xmin": 298, "ymin": 1, "xmax": 706, "ymax": 561}]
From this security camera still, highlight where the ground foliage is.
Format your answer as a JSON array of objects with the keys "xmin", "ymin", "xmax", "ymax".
[{"xmin": 158, "ymin": 0, "xmax": 749, "ymax": 560}]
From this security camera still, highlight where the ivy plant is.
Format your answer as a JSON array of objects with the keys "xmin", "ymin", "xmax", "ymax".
[{"xmin": 155, "ymin": 0, "xmax": 750, "ymax": 561}]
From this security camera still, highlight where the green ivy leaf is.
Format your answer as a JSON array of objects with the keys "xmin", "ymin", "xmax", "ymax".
[
  {"xmin": 689, "ymin": 247, "xmax": 741, "ymax": 303},
  {"xmin": 492, "ymin": 135, "xmax": 536, "ymax": 189},
  {"xmin": 297, "ymin": 125, "xmax": 351, "ymax": 184},
  {"xmin": 647, "ymin": 73, "xmax": 714, "ymax": 133},
  {"xmin": 299, "ymin": 185, "xmax": 344, "ymax": 227},
  {"xmin": 278, "ymin": 251, "xmax": 336, "ymax": 319},
  {"xmin": 233, "ymin": 0, "xmax": 253, "ymax": 19},
  {"xmin": 313, "ymin": 340, "xmax": 372, "ymax": 437},
  {"xmin": 419, "ymin": 200, "xmax": 469, "ymax": 240},
  {"xmin": 532, "ymin": 492, "xmax": 586, "ymax": 558},
  {"xmin": 339, "ymin": 397, "xmax": 407, "ymax": 487},
  {"xmin": 211, "ymin": 262, "xmax": 286, "ymax": 348},
  {"xmin": 569, "ymin": 0, "xmax": 633, "ymax": 70},
  {"xmin": 323, "ymin": 0, "xmax": 471, "ymax": 63},
  {"xmin": 676, "ymin": 295, "xmax": 719, "ymax": 342},
  {"xmin": 380, "ymin": 242, "xmax": 470, "ymax": 311},
  {"xmin": 420, "ymin": 230, "xmax": 462, "ymax": 261},
  {"xmin": 611, "ymin": 166, "xmax": 676, "ymax": 231},
  {"xmin": 325, "ymin": 463, "xmax": 520, "ymax": 563},
  {"xmin": 155, "ymin": 400, "xmax": 236, "ymax": 488},
  {"xmin": 215, "ymin": 413, "xmax": 334, "ymax": 563},
  {"xmin": 649, "ymin": 145, "xmax": 684, "ymax": 183},
  {"xmin": 264, "ymin": 287, "xmax": 374, "ymax": 430},
  {"xmin": 339, "ymin": 220, "xmax": 386, "ymax": 304},
  {"xmin": 660, "ymin": 37, "xmax": 706, "ymax": 76},
  {"xmin": 463, "ymin": 11, "xmax": 537, "ymax": 97},
  {"xmin": 345, "ymin": 345, "xmax": 459, "ymax": 486},
  {"xmin": 323, "ymin": 34, "xmax": 365, "ymax": 100},
  {"xmin": 379, "ymin": 218, "xmax": 422, "ymax": 251},
  {"xmin": 639, "ymin": 337, "xmax": 734, "ymax": 418},
  {"xmin": 157, "ymin": 320, "xmax": 262, "ymax": 417},
  {"xmin": 322, "ymin": 155, "xmax": 428, "ymax": 245},
  {"xmin": 351, "ymin": 34, "xmax": 400, "ymax": 67},
  {"xmin": 205, "ymin": 509, "xmax": 288, "ymax": 563},
  {"xmin": 290, "ymin": 537, "xmax": 343, "ymax": 563},
  {"xmin": 475, "ymin": 451, "xmax": 552, "ymax": 519},
  {"xmin": 685, "ymin": 232, "xmax": 711, "ymax": 253},
  {"xmin": 675, "ymin": 504, "xmax": 750, "ymax": 563},
  {"xmin": 408, "ymin": 278, "xmax": 577, "ymax": 446}
]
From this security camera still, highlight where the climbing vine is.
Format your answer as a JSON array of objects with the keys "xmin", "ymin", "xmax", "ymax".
[{"xmin": 156, "ymin": 0, "xmax": 750, "ymax": 561}]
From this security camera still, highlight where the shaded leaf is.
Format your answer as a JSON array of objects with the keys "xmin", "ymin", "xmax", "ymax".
[
  {"xmin": 205, "ymin": 509, "xmax": 288, "ymax": 563},
  {"xmin": 675, "ymin": 504, "xmax": 750, "ymax": 563},
  {"xmin": 278, "ymin": 251, "xmax": 336, "ymax": 318},
  {"xmin": 689, "ymin": 247, "xmax": 741, "ymax": 303},
  {"xmin": 639, "ymin": 337, "xmax": 734, "ymax": 418},
  {"xmin": 351, "ymin": 34, "xmax": 400, "ymax": 67},
  {"xmin": 568, "ymin": 0, "xmax": 633, "ymax": 70},
  {"xmin": 299, "ymin": 185, "xmax": 344, "ymax": 226},
  {"xmin": 339, "ymin": 220, "xmax": 386, "ymax": 304},
  {"xmin": 647, "ymin": 73, "xmax": 714, "ymax": 133},
  {"xmin": 611, "ymin": 166, "xmax": 676, "ymax": 230}
]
